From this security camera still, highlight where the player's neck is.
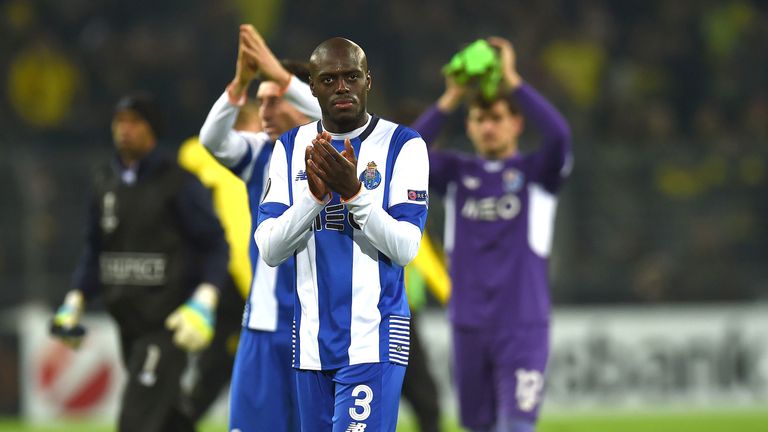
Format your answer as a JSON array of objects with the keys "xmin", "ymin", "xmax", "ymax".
[
  {"xmin": 118, "ymin": 153, "xmax": 141, "ymax": 169},
  {"xmin": 323, "ymin": 112, "xmax": 369, "ymax": 134},
  {"xmin": 480, "ymin": 143, "xmax": 518, "ymax": 160},
  {"xmin": 118, "ymin": 145, "xmax": 155, "ymax": 168}
]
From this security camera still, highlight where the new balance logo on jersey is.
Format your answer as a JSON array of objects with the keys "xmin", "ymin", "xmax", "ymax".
[
  {"xmin": 461, "ymin": 194, "xmax": 521, "ymax": 221},
  {"xmin": 346, "ymin": 422, "xmax": 367, "ymax": 431},
  {"xmin": 295, "ymin": 170, "xmax": 308, "ymax": 180}
]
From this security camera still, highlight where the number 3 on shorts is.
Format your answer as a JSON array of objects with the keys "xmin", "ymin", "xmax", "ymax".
[{"xmin": 349, "ymin": 384, "xmax": 373, "ymax": 421}]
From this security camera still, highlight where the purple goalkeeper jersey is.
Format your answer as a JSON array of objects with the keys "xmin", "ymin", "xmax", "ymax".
[{"xmin": 412, "ymin": 83, "xmax": 572, "ymax": 328}]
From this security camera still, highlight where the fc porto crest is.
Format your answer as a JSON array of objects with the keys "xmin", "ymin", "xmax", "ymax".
[
  {"xmin": 502, "ymin": 168, "xmax": 525, "ymax": 193},
  {"xmin": 360, "ymin": 161, "xmax": 382, "ymax": 190}
]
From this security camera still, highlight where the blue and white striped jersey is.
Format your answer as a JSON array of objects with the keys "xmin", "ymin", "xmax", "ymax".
[
  {"xmin": 200, "ymin": 80, "xmax": 321, "ymax": 333},
  {"xmin": 228, "ymin": 131, "xmax": 296, "ymax": 333},
  {"xmin": 255, "ymin": 115, "xmax": 429, "ymax": 370}
]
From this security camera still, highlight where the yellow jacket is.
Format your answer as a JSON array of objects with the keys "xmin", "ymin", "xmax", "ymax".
[
  {"xmin": 179, "ymin": 137, "xmax": 252, "ymax": 299},
  {"xmin": 406, "ymin": 232, "xmax": 451, "ymax": 307}
]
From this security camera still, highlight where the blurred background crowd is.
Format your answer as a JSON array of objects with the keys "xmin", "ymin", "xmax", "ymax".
[{"xmin": 1, "ymin": 0, "xmax": 766, "ymax": 307}]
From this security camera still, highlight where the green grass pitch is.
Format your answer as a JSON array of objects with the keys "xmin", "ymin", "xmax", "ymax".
[{"xmin": 2, "ymin": 410, "xmax": 767, "ymax": 431}]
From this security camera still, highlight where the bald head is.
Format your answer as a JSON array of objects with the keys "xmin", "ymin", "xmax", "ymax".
[
  {"xmin": 308, "ymin": 37, "xmax": 372, "ymax": 133},
  {"xmin": 309, "ymin": 38, "xmax": 368, "ymax": 75}
]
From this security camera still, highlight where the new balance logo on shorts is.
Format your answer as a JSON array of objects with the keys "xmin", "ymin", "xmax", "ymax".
[
  {"xmin": 346, "ymin": 422, "xmax": 367, "ymax": 432},
  {"xmin": 295, "ymin": 170, "xmax": 308, "ymax": 180}
]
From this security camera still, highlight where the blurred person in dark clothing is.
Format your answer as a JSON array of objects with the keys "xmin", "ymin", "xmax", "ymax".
[{"xmin": 50, "ymin": 92, "xmax": 229, "ymax": 432}]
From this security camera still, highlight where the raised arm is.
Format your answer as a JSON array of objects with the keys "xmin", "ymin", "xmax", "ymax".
[
  {"xmin": 411, "ymin": 74, "xmax": 467, "ymax": 195},
  {"xmin": 200, "ymin": 24, "xmax": 320, "ymax": 175},
  {"xmin": 199, "ymin": 90, "xmax": 253, "ymax": 168},
  {"xmin": 240, "ymin": 23, "xmax": 321, "ymax": 121},
  {"xmin": 282, "ymin": 77, "xmax": 322, "ymax": 121},
  {"xmin": 200, "ymin": 24, "xmax": 265, "ymax": 169},
  {"xmin": 490, "ymin": 36, "xmax": 572, "ymax": 190},
  {"xmin": 513, "ymin": 84, "xmax": 572, "ymax": 180},
  {"xmin": 411, "ymin": 73, "xmax": 467, "ymax": 145}
]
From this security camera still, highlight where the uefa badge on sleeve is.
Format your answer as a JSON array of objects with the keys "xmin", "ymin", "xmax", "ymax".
[
  {"xmin": 407, "ymin": 189, "xmax": 428, "ymax": 204},
  {"xmin": 360, "ymin": 161, "xmax": 381, "ymax": 190}
]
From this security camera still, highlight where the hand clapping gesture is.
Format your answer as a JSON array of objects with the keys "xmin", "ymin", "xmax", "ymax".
[{"xmin": 305, "ymin": 131, "xmax": 361, "ymax": 201}]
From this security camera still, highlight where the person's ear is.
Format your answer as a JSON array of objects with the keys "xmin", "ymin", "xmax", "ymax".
[{"xmin": 512, "ymin": 115, "xmax": 524, "ymax": 135}]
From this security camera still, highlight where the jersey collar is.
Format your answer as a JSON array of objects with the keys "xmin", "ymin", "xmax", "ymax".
[{"xmin": 317, "ymin": 114, "xmax": 379, "ymax": 142}]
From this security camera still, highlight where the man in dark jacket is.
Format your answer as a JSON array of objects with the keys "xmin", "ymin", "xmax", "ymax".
[{"xmin": 50, "ymin": 92, "xmax": 229, "ymax": 432}]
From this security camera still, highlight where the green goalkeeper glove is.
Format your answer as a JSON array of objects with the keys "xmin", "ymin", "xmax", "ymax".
[
  {"xmin": 443, "ymin": 39, "xmax": 502, "ymax": 100},
  {"xmin": 165, "ymin": 283, "xmax": 218, "ymax": 352},
  {"xmin": 50, "ymin": 290, "xmax": 87, "ymax": 349}
]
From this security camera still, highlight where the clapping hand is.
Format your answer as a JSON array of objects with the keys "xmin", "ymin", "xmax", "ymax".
[{"xmin": 306, "ymin": 132, "xmax": 361, "ymax": 201}]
